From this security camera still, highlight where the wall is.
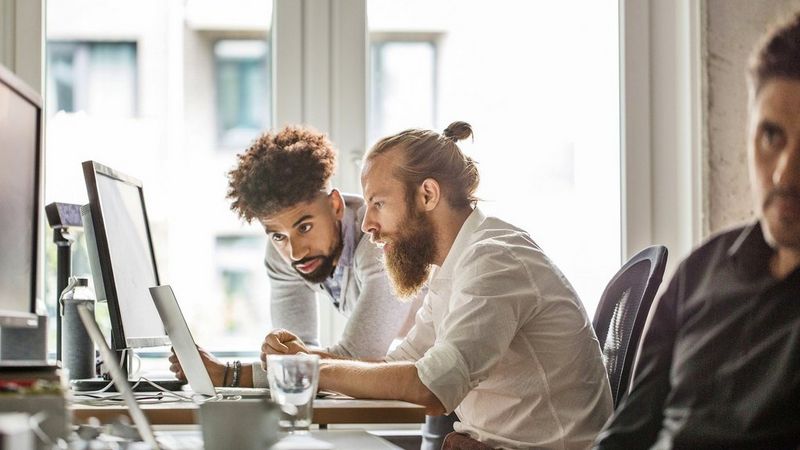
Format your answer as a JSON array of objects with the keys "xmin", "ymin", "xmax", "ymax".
[{"xmin": 705, "ymin": 0, "xmax": 800, "ymax": 234}]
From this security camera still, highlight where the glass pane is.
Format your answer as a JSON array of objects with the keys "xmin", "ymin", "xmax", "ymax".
[
  {"xmin": 45, "ymin": 0, "xmax": 274, "ymax": 354},
  {"xmin": 368, "ymin": 0, "xmax": 621, "ymax": 316},
  {"xmin": 215, "ymin": 39, "xmax": 270, "ymax": 149},
  {"xmin": 46, "ymin": 42, "xmax": 137, "ymax": 117},
  {"xmin": 370, "ymin": 41, "xmax": 436, "ymax": 143},
  {"xmin": 86, "ymin": 43, "xmax": 137, "ymax": 117}
]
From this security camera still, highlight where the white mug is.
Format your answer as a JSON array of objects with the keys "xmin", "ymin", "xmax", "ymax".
[{"xmin": 198, "ymin": 399, "xmax": 281, "ymax": 450}]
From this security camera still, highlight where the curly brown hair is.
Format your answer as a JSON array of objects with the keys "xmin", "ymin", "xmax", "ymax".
[{"xmin": 227, "ymin": 126, "xmax": 337, "ymax": 222}]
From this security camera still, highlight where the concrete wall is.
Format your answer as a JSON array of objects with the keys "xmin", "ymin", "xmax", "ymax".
[{"xmin": 705, "ymin": 0, "xmax": 800, "ymax": 234}]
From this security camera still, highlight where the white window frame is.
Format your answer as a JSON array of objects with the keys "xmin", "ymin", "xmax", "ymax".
[
  {"xmin": 272, "ymin": 0, "xmax": 367, "ymax": 345},
  {"xmin": 620, "ymin": 0, "xmax": 705, "ymax": 275}
]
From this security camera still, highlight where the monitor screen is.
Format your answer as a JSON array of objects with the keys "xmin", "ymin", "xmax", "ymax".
[
  {"xmin": 82, "ymin": 161, "xmax": 169, "ymax": 349},
  {"xmin": 0, "ymin": 66, "xmax": 41, "ymax": 328}
]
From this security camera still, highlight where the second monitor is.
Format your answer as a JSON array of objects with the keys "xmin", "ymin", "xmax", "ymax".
[{"xmin": 79, "ymin": 160, "xmax": 183, "ymax": 391}]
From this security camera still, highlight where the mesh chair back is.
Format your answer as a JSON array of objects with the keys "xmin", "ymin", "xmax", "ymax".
[{"xmin": 593, "ymin": 245, "xmax": 668, "ymax": 408}]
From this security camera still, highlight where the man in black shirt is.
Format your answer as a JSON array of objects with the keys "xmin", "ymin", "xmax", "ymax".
[{"xmin": 594, "ymin": 12, "xmax": 800, "ymax": 450}]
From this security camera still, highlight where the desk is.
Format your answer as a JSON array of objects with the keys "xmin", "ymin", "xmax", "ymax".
[
  {"xmin": 154, "ymin": 428, "xmax": 402, "ymax": 449},
  {"xmin": 72, "ymin": 398, "xmax": 426, "ymax": 426}
]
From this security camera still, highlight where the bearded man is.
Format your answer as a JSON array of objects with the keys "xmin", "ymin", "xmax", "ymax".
[
  {"xmin": 262, "ymin": 122, "xmax": 613, "ymax": 449},
  {"xmin": 594, "ymin": 12, "xmax": 800, "ymax": 449}
]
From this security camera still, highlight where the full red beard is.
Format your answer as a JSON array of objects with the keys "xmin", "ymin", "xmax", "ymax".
[{"xmin": 376, "ymin": 208, "xmax": 437, "ymax": 300}]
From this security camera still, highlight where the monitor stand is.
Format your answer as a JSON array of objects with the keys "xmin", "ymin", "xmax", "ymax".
[
  {"xmin": 71, "ymin": 377, "xmax": 186, "ymax": 392},
  {"xmin": 70, "ymin": 346, "xmax": 187, "ymax": 392}
]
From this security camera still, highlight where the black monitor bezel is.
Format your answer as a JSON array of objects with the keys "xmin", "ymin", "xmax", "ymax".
[
  {"xmin": 82, "ymin": 160, "xmax": 169, "ymax": 349},
  {"xmin": 0, "ymin": 64, "xmax": 42, "ymax": 328}
]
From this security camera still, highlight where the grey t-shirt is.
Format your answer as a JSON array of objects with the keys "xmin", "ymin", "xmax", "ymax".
[{"xmin": 251, "ymin": 194, "xmax": 421, "ymax": 387}]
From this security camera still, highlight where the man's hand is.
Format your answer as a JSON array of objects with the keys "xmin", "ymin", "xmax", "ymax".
[
  {"xmin": 168, "ymin": 346, "xmax": 227, "ymax": 386},
  {"xmin": 261, "ymin": 329, "xmax": 309, "ymax": 369}
]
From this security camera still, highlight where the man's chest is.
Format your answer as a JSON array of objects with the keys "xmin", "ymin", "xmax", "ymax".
[{"xmin": 670, "ymin": 280, "xmax": 800, "ymax": 409}]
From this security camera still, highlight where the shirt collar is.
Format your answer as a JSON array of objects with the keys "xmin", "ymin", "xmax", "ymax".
[
  {"xmin": 337, "ymin": 204, "xmax": 357, "ymax": 268},
  {"xmin": 727, "ymin": 220, "xmax": 774, "ymax": 278},
  {"xmin": 430, "ymin": 208, "xmax": 485, "ymax": 281}
]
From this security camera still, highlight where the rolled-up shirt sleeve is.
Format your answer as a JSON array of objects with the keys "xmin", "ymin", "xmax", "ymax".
[{"xmin": 415, "ymin": 243, "xmax": 537, "ymax": 413}]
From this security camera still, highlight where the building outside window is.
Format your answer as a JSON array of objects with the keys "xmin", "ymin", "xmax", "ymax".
[
  {"xmin": 47, "ymin": 41, "xmax": 137, "ymax": 117},
  {"xmin": 215, "ymin": 39, "xmax": 270, "ymax": 149},
  {"xmin": 369, "ymin": 37, "xmax": 437, "ymax": 143}
]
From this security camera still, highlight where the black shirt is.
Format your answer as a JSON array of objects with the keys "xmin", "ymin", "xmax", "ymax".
[{"xmin": 594, "ymin": 222, "xmax": 800, "ymax": 450}]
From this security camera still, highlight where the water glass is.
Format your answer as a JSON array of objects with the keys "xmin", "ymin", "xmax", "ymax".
[{"xmin": 267, "ymin": 354, "xmax": 320, "ymax": 431}]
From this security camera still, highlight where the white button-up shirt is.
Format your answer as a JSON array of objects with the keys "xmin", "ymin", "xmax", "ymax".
[{"xmin": 386, "ymin": 209, "xmax": 612, "ymax": 449}]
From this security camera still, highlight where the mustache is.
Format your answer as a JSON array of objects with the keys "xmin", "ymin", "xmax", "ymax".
[
  {"xmin": 764, "ymin": 187, "xmax": 800, "ymax": 208},
  {"xmin": 292, "ymin": 256, "xmax": 321, "ymax": 267},
  {"xmin": 370, "ymin": 232, "xmax": 388, "ymax": 245}
]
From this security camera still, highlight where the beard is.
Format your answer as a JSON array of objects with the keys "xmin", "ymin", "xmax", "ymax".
[
  {"xmin": 377, "ymin": 207, "xmax": 437, "ymax": 300},
  {"xmin": 292, "ymin": 222, "xmax": 344, "ymax": 284}
]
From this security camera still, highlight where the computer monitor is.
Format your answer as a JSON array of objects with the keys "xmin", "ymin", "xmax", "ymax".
[
  {"xmin": 81, "ymin": 161, "xmax": 169, "ymax": 350},
  {"xmin": 0, "ymin": 65, "xmax": 42, "ymax": 329}
]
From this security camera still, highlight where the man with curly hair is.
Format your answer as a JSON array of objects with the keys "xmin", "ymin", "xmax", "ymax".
[{"xmin": 168, "ymin": 125, "xmax": 420, "ymax": 389}]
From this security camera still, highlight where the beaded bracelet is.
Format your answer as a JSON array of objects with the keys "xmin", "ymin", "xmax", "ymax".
[
  {"xmin": 222, "ymin": 362, "xmax": 231, "ymax": 387},
  {"xmin": 231, "ymin": 360, "xmax": 242, "ymax": 387}
]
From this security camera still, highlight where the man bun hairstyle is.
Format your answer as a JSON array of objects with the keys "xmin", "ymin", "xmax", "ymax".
[
  {"xmin": 227, "ymin": 126, "xmax": 336, "ymax": 222},
  {"xmin": 443, "ymin": 121, "xmax": 474, "ymax": 142},
  {"xmin": 748, "ymin": 11, "xmax": 800, "ymax": 97},
  {"xmin": 366, "ymin": 121, "xmax": 480, "ymax": 209}
]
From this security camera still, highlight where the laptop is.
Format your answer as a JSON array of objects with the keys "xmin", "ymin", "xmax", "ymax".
[
  {"xmin": 148, "ymin": 285, "xmax": 270, "ymax": 398},
  {"xmin": 76, "ymin": 303, "xmax": 203, "ymax": 450}
]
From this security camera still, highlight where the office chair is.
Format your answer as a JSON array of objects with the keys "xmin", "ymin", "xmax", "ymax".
[{"xmin": 592, "ymin": 245, "xmax": 668, "ymax": 409}]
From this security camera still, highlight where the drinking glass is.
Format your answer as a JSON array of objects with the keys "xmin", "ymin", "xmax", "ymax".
[{"xmin": 267, "ymin": 354, "xmax": 320, "ymax": 432}]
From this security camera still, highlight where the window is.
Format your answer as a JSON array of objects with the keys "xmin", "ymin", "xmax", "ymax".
[
  {"xmin": 215, "ymin": 40, "xmax": 271, "ymax": 149},
  {"xmin": 368, "ymin": 0, "xmax": 621, "ymax": 316},
  {"xmin": 45, "ymin": 0, "xmax": 274, "ymax": 356},
  {"xmin": 370, "ymin": 37, "xmax": 437, "ymax": 143},
  {"xmin": 46, "ymin": 41, "xmax": 138, "ymax": 117}
]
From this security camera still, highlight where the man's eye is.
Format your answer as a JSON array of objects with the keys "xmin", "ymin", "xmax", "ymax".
[
  {"xmin": 761, "ymin": 124, "xmax": 786, "ymax": 152},
  {"xmin": 271, "ymin": 234, "xmax": 286, "ymax": 242},
  {"xmin": 299, "ymin": 223, "xmax": 312, "ymax": 233},
  {"xmin": 374, "ymin": 201, "xmax": 383, "ymax": 210}
]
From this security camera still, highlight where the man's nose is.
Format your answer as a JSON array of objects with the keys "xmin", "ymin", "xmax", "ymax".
[
  {"xmin": 289, "ymin": 240, "xmax": 308, "ymax": 261},
  {"xmin": 773, "ymin": 139, "xmax": 800, "ymax": 188},
  {"xmin": 361, "ymin": 210, "xmax": 378, "ymax": 235}
]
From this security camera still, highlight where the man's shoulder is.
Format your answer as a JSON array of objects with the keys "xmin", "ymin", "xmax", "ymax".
[
  {"xmin": 342, "ymin": 193, "xmax": 365, "ymax": 214},
  {"xmin": 457, "ymin": 218, "xmax": 549, "ymax": 274},
  {"xmin": 681, "ymin": 222, "xmax": 753, "ymax": 269}
]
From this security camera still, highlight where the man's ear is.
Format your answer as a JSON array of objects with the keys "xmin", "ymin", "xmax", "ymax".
[
  {"xmin": 418, "ymin": 178, "xmax": 441, "ymax": 212},
  {"xmin": 329, "ymin": 189, "xmax": 345, "ymax": 220}
]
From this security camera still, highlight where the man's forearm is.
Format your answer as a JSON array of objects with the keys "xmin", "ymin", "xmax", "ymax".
[
  {"xmin": 319, "ymin": 360, "xmax": 445, "ymax": 415},
  {"xmin": 307, "ymin": 346, "xmax": 382, "ymax": 362}
]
